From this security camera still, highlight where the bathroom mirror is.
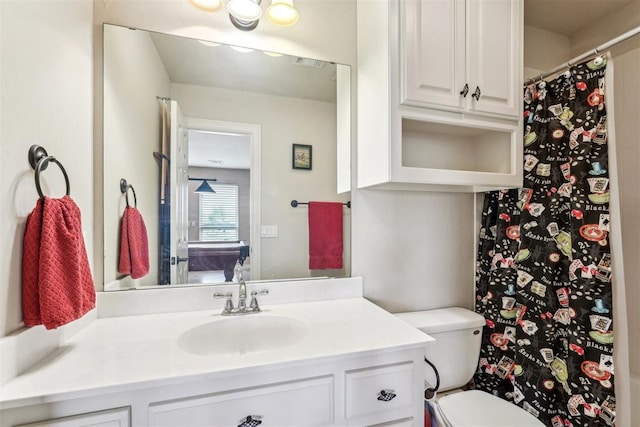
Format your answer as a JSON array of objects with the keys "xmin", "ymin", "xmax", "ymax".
[{"xmin": 103, "ymin": 24, "xmax": 351, "ymax": 291}]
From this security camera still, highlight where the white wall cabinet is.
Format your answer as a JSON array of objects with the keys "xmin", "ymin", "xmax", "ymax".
[
  {"xmin": 357, "ymin": 0, "xmax": 523, "ymax": 192},
  {"xmin": 401, "ymin": 0, "xmax": 521, "ymax": 118}
]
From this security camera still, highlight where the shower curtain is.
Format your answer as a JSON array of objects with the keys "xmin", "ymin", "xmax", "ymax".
[{"xmin": 474, "ymin": 58, "xmax": 616, "ymax": 427}]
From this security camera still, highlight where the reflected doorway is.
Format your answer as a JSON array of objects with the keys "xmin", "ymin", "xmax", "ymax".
[{"xmin": 184, "ymin": 118, "xmax": 261, "ymax": 284}]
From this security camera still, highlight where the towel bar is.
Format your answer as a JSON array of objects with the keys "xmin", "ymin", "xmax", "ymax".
[
  {"xmin": 291, "ymin": 200, "xmax": 350, "ymax": 208},
  {"xmin": 28, "ymin": 145, "xmax": 70, "ymax": 199}
]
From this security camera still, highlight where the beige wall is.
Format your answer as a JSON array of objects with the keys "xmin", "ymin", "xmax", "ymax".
[
  {"xmin": 0, "ymin": 1, "xmax": 93, "ymax": 336},
  {"xmin": 172, "ymin": 83, "xmax": 349, "ymax": 280}
]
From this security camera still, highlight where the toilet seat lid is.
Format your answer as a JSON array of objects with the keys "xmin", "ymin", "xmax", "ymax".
[{"xmin": 438, "ymin": 390, "xmax": 545, "ymax": 427}]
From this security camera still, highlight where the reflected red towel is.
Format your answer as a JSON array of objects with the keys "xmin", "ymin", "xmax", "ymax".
[
  {"xmin": 22, "ymin": 196, "xmax": 95, "ymax": 329},
  {"xmin": 308, "ymin": 202, "xmax": 343, "ymax": 270},
  {"xmin": 118, "ymin": 206, "xmax": 150, "ymax": 279}
]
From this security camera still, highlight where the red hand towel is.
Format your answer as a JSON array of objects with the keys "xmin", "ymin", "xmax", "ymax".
[
  {"xmin": 308, "ymin": 202, "xmax": 343, "ymax": 270},
  {"xmin": 118, "ymin": 206, "xmax": 150, "ymax": 279},
  {"xmin": 22, "ymin": 196, "xmax": 96, "ymax": 329}
]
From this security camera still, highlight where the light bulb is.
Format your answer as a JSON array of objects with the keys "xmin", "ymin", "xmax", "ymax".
[
  {"xmin": 189, "ymin": 0, "xmax": 223, "ymax": 12},
  {"xmin": 266, "ymin": 0, "xmax": 298, "ymax": 26},
  {"xmin": 227, "ymin": 0, "xmax": 262, "ymax": 21}
]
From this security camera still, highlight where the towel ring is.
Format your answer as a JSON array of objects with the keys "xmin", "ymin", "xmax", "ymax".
[
  {"xmin": 28, "ymin": 145, "xmax": 70, "ymax": 199},
  {"xmin": 120, "ymin": 178, "xmax": 137, "ymax": 208}
]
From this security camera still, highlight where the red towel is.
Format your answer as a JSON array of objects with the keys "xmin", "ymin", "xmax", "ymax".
[
  {"xmin": 22, "ymin": 196, "xmax": 96, "ymax": 329},
  {"xmin": 118, "ymin": 206, "xmax": 150, "ymax": 279},
  {"xmin": 308, "ymin": 202, "xmax": 343, "ymax": 270}
]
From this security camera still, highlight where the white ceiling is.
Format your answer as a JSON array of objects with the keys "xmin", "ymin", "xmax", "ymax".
[
  {"xmin": 524, "ymin": 0, "xmax": 635, "ymax": 36},
  {"xmin": 150, "ymin": 31, "xmax": 338, "ymax": 103},
  {"xmin": 188, "ymin": 130, "xmax": 251, "ymax": 170}
]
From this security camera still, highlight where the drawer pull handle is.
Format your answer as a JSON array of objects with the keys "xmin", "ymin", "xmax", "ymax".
[
  {"xmin": 459, "ymin": 83, "xmax": 469, "ymax": 97},
  {"xmin": 238, "ymin": 415, "xmax": 262, "ymax": 427},
  {"xmin": 377, "ymin": 389, "xmax": 397, "ymax": 401},
  {"xmin": 472, "ymin": 86, "xmax": 482, "ymax": 101}
]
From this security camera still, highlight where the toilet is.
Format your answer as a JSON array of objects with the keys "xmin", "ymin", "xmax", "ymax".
[{"xmin": 395, "ymin": 307, "xmax": 545, "ymax": 427}]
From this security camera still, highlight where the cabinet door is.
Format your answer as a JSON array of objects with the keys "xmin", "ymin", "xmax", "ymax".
[
  {"xmin": 401, "ymin": 0, "xmax": 466, "ymax": 111},
  {"xmin": 149, "ymin": 376, "xmax": 333, "ymax": 426},
  {"xmin": 466, "ymin": 0, "xmax": 522, "ymax": 118}
]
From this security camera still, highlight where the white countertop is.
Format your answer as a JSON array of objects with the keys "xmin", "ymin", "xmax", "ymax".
[{"xmin": 0, "ymin": 298, "xmax": 432, "ymax": 410}]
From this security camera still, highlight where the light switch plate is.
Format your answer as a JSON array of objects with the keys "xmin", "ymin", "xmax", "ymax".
[{"xmin": 261, "ymin": 225, "xmax": 278, "ymax": 238}]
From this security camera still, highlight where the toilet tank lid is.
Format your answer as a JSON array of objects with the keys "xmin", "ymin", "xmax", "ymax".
[{"xmin": 394, "ymin": 307, "xmax": 485, "ymax": 333}]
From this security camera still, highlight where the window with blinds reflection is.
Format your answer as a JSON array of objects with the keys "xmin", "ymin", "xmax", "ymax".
[{"xmin": 199, "ymin": 184, "xmax": 239, "ymax": 242}]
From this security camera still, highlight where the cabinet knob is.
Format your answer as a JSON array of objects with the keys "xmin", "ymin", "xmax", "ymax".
[
  {"xmin": 237, "ymin": 415, "xmax": 262, "ymax": 427},
  {"xmin": 377, "ymin": 389, "xmax": 397, "ymax": 401},
  {"xmin": 459, "ymin": 83, "xmax": 469, "ymax": 97},
  {"xmin": 472, "ymin": 86, "xmax": 481, "ymax": 101}
]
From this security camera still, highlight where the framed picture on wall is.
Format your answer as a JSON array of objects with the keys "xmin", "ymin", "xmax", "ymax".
[{"xmin": 292, "ymin": 144, "xmax": 312, "ymax": 170}]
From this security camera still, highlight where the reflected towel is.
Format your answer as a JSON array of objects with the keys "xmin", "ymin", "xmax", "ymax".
[
  {"xmin": 22, "ymin": 196, "xmax": 96, "ymax": 329},
  {"xmin": 118, "ymin": 206, "xmax": 150, "ymax": 279},
  {"xmin": 308, "ymin": 202, "xmax": 343, "ymax": 270}
]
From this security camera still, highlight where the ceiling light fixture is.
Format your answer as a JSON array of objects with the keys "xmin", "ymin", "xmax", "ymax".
[
  {"xmin": 266, "ymin": 0, "xmax": 298, "ymax": 26},
  {"xmin": 190, "ymin": 0, "xmax": 223, "ymax": 12},
  {"xmin": 188, "ymin": 0, "xmax": 298, "ymax": 31}
]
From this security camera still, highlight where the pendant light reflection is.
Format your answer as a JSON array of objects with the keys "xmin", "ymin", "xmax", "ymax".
[{"xmin": 190, "ymin": 178, "xmax": 217, "ymax": 193}]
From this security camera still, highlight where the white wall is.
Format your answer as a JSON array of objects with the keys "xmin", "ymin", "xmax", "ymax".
[
  {"xmin": 91, "ymin": 0, "xmax": 474, "ymax": 312},
  {"xmin": 523, "ymin": 25, "xmax": 570, "ymax": 81},
  {"xmin": 0, "ymin": 1, "xmax": 93, "ymax": 336},
  {"xmin": 103, "ymin": 25, "xmax": 171, "ymax": 288}
]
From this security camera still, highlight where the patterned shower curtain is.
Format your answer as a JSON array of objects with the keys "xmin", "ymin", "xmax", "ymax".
[{"xmin": 474, "ymin": 58, "xmax": 616, "ymax": 427}]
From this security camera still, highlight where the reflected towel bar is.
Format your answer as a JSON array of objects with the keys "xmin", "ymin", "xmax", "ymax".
[
  {"xmin": 120, "ymin": 178, "xmax": 137, "ymax": 208},
  {"xmin": 291, "ymin": 200, "xmax": 351, "ymax": 208}
]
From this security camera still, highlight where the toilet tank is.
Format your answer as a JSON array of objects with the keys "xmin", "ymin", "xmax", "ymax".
[{"xmin": 395, "ymin": 307, "xmax": 485, "ymax": 392}]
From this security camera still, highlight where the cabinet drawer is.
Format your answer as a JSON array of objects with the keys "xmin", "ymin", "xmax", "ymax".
[
  {"xmin": 345, "ymin": 362, "xmax": 415, "ymax": 420},
  {"xmin": 15, "ymin": 407, "xmax": 130, "ymax": 427},
  {"xmin": 149, "ymin": 376, "xmax": 333, "ymax": 426}
]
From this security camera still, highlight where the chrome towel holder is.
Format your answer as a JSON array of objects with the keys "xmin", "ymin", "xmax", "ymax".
[
  {"xmin": 291, "ymin": 199, "xmax": 351, "ymax": 208},
  {"xmin": 28, "ymin": 145, "xmax": 70, "ymax": 199},
  {"xmin": 120, "ymin": 178, "xmax": 137, "ymax": 208}
]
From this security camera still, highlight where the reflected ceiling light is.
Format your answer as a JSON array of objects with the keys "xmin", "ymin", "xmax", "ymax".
[
  {"xmin": 266, "ymin": 0, "xmax": 298, "ymax": 26},
  {"xmin": 263, "ymin": 51, "xmax": 283, "ymax": 57},
  {"xmin": 190, "ymin": 0, "xmax": 223, "ymax": 12},
  {"xmin": 198, "ymin": 40, "xmax": 221, "ymax": 47},
  {"xmin": 230, "ymin": 45, "xmax": 254, "ymax": 53}
]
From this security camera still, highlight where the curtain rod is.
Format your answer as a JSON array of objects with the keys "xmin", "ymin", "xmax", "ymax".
[{"xmin": 524, "ymin": 25, "xmax": 640, "ymax": 86}]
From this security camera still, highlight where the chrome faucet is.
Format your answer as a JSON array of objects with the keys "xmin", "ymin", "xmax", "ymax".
[
  {"xmin": 213, "ymin": 265, "xmax": 268, "ymax": 315},
  {"xmin": 236, "ymin": 266, "xmax": 248, "ymax": 312}
]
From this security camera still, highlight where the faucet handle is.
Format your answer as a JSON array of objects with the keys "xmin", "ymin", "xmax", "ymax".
[
  {"xmin": 214, "ymin": 292, "xmax": 234, "ymax": 314},
  {"xmin": 249, "ymin": 289, "xmax": 269, "ymax": 311}
]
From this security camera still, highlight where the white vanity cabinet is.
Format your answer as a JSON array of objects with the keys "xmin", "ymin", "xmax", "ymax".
[
  {"xmin": 357, "ymin": 0, "xmax": 523, "ymax": 192},
  {"xmin": 0, "ymin": 298, "xmax": 431, "ymax": 427},
  {"xmin": 2, "ymin": 351, "xmax": 424, "ymax": 427}
]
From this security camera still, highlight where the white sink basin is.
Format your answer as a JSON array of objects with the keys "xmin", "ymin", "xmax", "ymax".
[{"xmin": 178, "ymin": 315, "xmax": 310, "ymax": 356}]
